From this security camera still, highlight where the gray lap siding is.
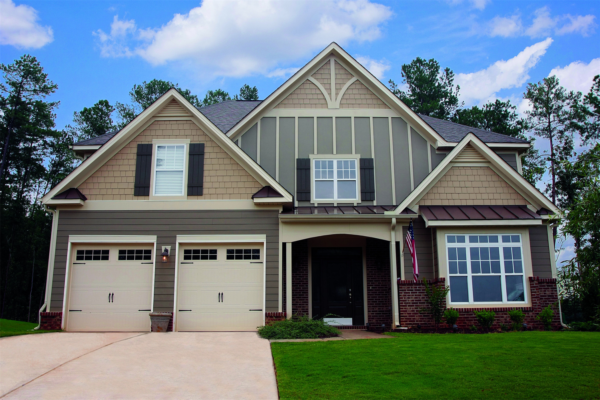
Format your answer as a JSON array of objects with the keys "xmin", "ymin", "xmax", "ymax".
[{"xmin": 51, "ymin": 210, "xmax": 280, "ymax": 313}]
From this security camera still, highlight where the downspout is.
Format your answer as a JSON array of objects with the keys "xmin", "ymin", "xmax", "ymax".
[{"xmin": 34, "ymin": 206, "xmax": 59, "ymax": 330}]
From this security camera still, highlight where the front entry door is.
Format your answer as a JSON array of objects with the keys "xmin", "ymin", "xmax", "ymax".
[{"xmin": 312, "ymin": 248, "xmax": 364, "ymax": 325}]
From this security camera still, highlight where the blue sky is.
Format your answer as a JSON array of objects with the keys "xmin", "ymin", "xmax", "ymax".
[{"xmin": 1, "ymin": 0, "xmax": 599, "ymax": 262}]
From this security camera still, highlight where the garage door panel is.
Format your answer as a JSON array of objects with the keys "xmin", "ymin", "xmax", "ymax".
[
  {"xmin": 68, "ymin": 312, "xmax": 150, "ymax": 332},
  {"xmin": 178, "ymin": 289, "xmax": 221, "ymax": 307}
]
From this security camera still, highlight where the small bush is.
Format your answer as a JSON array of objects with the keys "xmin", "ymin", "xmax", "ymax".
[
  {"xmin": 508, "ymin": 309, "xmax": 525, "ymax": 331},
  {"xmin": 474, "ymin": 310, "xmax": 496, "ymax": 330},
  {"xmin": 570, "ymin": 321, "xmax": 600, "ymax": 331},
  {"xmin": 500, "ymin": 323, "xmax": 509, "ymax": 332},
  {"xmin": 257, "ymin": 316, "xmax": 340, "ymax": 339},
  {"xmin": 470, "ymin": 324, "xmax": 477, "ymax": 332},
  {"xmin": 536, "ymin": 305, "xmax": 555, "ymax": 331},
  {"xmin": 443, "ymin": 308, "xmax": 459, "ymax": 326}
]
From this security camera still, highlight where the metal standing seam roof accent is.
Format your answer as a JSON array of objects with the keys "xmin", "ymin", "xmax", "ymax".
[
  {"xmin": 420, "ymin": 205, "xmax": 541, "ymax": 221},
  {"xmin": 282, "ymin": 205, "xmax": 414, "ymax": 215},
  {"xmin": 51, "ymin": 187, "xmax": 88, "ymax": 200},
  {"xmin": 251, "ymin": 186, "xmax": 285, "ymax": 199}
]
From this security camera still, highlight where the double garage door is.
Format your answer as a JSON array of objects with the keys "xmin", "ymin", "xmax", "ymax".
[{"xmin": 66, "ymin": 242, "xmax": 264, "ymax": 332}]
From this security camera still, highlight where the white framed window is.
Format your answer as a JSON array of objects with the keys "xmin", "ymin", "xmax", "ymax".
[
  {"xmin": 154, "ymin": 144, "xmax": 186, "ymax": 196},
  {"xmin": 313, "ymin": 159, "xmax": 358, "ymax": 201},
  {"xmin": 446, "ymin": 234, "xmax": 526, "ymax": 304}
]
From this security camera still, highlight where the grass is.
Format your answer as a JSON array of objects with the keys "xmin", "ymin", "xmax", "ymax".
[
  {"xmin": 0, "ymin": 319, "xmax": 60, "ymax": 338},
  {"xmin": 271, "ymin": 332, "xmax": 600, "ymax": 399}
]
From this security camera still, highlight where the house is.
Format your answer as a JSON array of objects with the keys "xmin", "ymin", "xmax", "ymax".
[{"xmin": 39, "ymin": 43, "xmax": 561, "ymax": 332}]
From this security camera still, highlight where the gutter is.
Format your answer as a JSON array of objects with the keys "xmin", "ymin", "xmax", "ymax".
[{"xmin": 35, "ymin": 206, "xmax": 59, "ymax": 330}]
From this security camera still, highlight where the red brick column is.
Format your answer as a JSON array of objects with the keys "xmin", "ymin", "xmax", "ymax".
[
  {"xmin": 40, "ymin": 312, "xmax": 62, "ymax": 330},
  {"xmin": 265, "ymin": 312, "xmax": 286, "ymax": 325},
  {"xmin": 366, "ymin": 238, "xmax": 393, "ymax": 329},
  {"xmin": 398, "ymin": 279, "xmax": 446, "ymax": 329},
  {"xmin": 292, "ymin": 240, "xmax": 309, "ymax": 316}
]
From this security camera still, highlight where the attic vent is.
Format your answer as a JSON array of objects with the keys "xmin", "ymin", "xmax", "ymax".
[
  {"xmin": 157, "ymin": 100, "xmax": 190, "ymax": 117},
  {"xmin": 454, "ymin": 144, "xmax": 487, "ymax": 163}
]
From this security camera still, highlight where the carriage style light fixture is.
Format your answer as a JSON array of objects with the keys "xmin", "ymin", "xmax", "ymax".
[{"xmin": 161, "ymin": 246, "xmax": 170, "ymax": 263}]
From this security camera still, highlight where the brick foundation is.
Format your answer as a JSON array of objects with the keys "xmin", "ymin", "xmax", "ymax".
[
  {"xmin": 40, "ymin": 312, "xmax": 62, "ymax": 330},
  {"xmin": 398, "ymin": 277, "xmax": 561, "ymax": 330},
  {"xmin": 366, "ymin": 238, "xmax": 392, "ymax": 329},
  {"xmin": 292, "ymin": 240, "xmax": 309, "ymax": 316},
  {"xmin": 265, "ymin": 312, "xmax": 286, "ymax": 325}
]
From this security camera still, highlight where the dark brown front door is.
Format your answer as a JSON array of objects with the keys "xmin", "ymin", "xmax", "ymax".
[{"xmin": 311, "ymin": 248, "xmax": 364, "ymax": 325}]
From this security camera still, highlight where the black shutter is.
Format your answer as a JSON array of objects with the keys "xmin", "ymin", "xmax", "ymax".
[
  {"xmin": 296, "ymin": 158, "xmax": 311, "ymax": 201},
  {"xmin": 187, "ymin": 143, "xmax": 205, "ymax": 196},
  {"xmin": 134, "ymin": 144, "xmax": 152, "ymax": 196},
  {"xmin": 360, "ymin": 158, "xmax": 375, "ymax": 201}
]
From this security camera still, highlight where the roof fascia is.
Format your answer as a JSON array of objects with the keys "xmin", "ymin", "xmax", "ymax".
[
  {"xmin": 225, "ymin": 43, "xmax": 451, "ymax": 147},
  {"xmin": 45, "ymin": 199, "xmax": 84, "ymax": 206},
  {"xmin": 43, "ymin": 89, "xmax": 293, "ymax": 204},
  {"xmin": 71, "ymin": 145, "xmax": 101, "ymax": 151}
]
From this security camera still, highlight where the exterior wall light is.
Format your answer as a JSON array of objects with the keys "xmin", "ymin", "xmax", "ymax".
[{"xmin": 161, "ymin": 246, "xmax": 171, "ymax": 263}]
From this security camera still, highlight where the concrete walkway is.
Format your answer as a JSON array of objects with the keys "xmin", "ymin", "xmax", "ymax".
[{"xmin": 0, "ymin": 332, "xmax": 278, "ymax": 399}]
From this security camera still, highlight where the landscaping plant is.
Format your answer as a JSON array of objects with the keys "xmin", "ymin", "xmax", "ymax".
[
  {"xmin": 474, "ymin": 310, "xmax": 496, "ymax": 331},
  {"xmin": 422, "ymin": 280, "xmax": 450, "ymax": 330},
  {"xmin": 257, "ymin": 316, "xmax": 340, "ymax": 339},
  {"xmin": 508, "ymin": 309, "xmax": 525, "ymax": 331},
  {"xmin": 536, "ymin": 305, "xmax": 555, "ymax": 331},
  {"xmin": 443, "ymin": 308, "xmax": 459, "ymax": 327}
]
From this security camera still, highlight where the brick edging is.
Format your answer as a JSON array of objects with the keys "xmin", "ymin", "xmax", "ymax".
[{"xmin": 398, "ymin": 278, "xmax": 446, "ymax": 285}]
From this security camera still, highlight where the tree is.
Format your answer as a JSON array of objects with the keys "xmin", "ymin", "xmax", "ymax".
[
  {"xmin": 69, "ymin": 100, "xmax": 117, "ymax": 140},
  {"xmin": 575, "ymin": 74, "xmax": 600, "ymax": 144},
  {"xmin": 389, "ymin": 57, "xmax": 463, "ymax": 119},
  {"xmin": 234, "ymin": 84, "xmax": 259, "ymax": 101},
  {"xmin": 116, "ymin": 79, "xmax": 202, "ymax": 127},
  {"xmin": 202, "ymin": 89, "xmax": 231, "ymax": 106},
  {"xmin": 524, "ymin": 76, "xmax": 583, "ymax": 206}
]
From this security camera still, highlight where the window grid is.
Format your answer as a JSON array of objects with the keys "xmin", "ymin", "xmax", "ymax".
[
  {"xmin": 118, "ymin": 249, "xmax": 152, "ymax": 261},
  {"xmin": 76, "ymin": 250, "xmax": 109, "ymax": 261},
  {"xmin": 313, "ymin": 159, "xmax": 358, "ymax": 201},
  {"xmin": 446, "ymin": 234, "xmax": 526, "ymax": 304},
  {"xmin": 226, "ymin": 249, "xmax": 260, "ymax": 260},
  {"xmin": 154, "ymin": 144, "xmax": 186, "ymax": 196},
  {"xmin": 183, "ymin": 249, "xmax": 217, "ymax": 261}
]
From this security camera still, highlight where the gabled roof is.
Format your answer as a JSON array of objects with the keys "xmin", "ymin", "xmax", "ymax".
[
  {"xmin": 418, "ymin": 115, "xmax": 529, "ymax": 144},
  {"xmin": 42, "ymin": 89, "xmax": 293, "ymax": 204},
  {"xmin": 197, "ymin": 100, "xmax": 262, "ymax": 133},
  {"xmin": 73, "ymin": 130, "xmax": 120, "ymax": 146},
  {"xmin": 52, "ymin": 188, "xmax": 87, "ymax": 200},
  {"xmin": 391, "ymin": 133, "xmax": 560, "ymax": 215}
]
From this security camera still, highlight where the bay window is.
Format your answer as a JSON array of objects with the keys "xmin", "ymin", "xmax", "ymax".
[
  {"xmin": 313, "ymin": 159, "xmax": 358, "ymax": 201},
  {"xmin": 154, "ymin": 144, "xmax": 186, "ymax": 196},
  {"xmin": 446, "ymin": 234, "xmax": 526, "ymax": 304}
]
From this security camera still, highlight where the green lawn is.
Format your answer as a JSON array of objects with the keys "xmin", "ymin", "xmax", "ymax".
[
  {"xmin": 271, "ymin": 332, "xmax": 600, "ymax": 399},
  {"xmin": 0, "ymin": 319, "xmax": 60, "ymax": 338}
]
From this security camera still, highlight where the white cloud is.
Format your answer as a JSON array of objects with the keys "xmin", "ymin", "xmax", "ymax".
[
  {"xmin": 556, "ymin": 14, "xmax": 596, "ymax": 36},
  {"xmin": 266, "ymin": 67, "xmax": 300, "ymax": 79},
  {"xmin": 446, "ymin": 0, "xmax": 490, "ymax": 11},
  {"xmin": 93, "ymin": 15, "xmax": 138, "ymax": 57},
  {"xmin": 485, "ymin": 7, "xmax": 596, "ymax": 38},
  {"xmin": 549, "ymin": 58, "xmax": 600, "ymax": 94},
  {"xmin": 488, "ymin": 14, "xmax": 522, "ymax": 37},
  {"xmin": 0, "ymin": 0, "xmax": 53, "ymax": 49},
  {"xmin": 355, "ymin": 56, "xmax": 390, "ymax": 80},
  {"xmin": 456, "ymin": 38, "xmax": 553, "ymax": 105},
  {"xmin": 94, "ymin": 0, "xmax": 392, "ymax": 78}
]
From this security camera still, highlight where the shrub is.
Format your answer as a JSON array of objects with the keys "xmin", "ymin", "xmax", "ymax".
[
  {"xmin": 443, "ymin": 308, "xmax": 459, "ymax": 326},
  {"xmin": 474, "ymin": 310, "xmax": 496, "ymax": 330},
  {"xmin": 570, "ymin": 321, "xmax": 600, "ymax": 331},
  {"xmin": 257, "ymin": 316, "xmax": 340, "ymax": 339},
  {"xmin": 422, "ymin": 280, "xmax": 450, "ymax": 330},
  {"xmin": 470, "ymin": 324, "xmax": 477, "ymax": 332},
  {"xmin": 536, "ymin": 305, "xmax": 555, "ymax": 331},
  {"xmin": 500, "ymin": 323, "xmax": 509, "ymax": 332},
  {"xmin": 508, "ymin": 309, "xmax": 525, "ymax": 331}
]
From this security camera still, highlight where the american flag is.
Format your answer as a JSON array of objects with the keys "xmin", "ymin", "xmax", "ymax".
[{"xmin": 405, "ymin": 221, "xmax": 419, "ymax": 281}]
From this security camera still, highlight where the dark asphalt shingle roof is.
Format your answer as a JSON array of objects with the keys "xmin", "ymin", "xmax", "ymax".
[
  {"xmin": 72, "ymin": 101, "xmax": 527, "ymax": 147},
  {"xmin": 418, "ymin": 114, "xmax": 529, "ymax": 144}
]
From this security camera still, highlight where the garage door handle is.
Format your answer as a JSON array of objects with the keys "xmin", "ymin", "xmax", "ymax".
[
  {"xmin": 139, "ymin": 309, "xmax": 151, "ymax": 312},
  {"xmin": 111, "ymin": 293, "xmax": 114, "ymax": 303},
  {"xmin": 249, "ymin": 309, "xmax": 263, "ymax": 311},
  {"xmin": 179, "ymin": 310, "xmax": 192, "ymax": 312},
  {"xmin": 108, "ymin": 293, "xmax": 111, "ymax": 303},
  {"xmin": 69, "ymin": 310, "xmax": 82, "ymax": 312}
]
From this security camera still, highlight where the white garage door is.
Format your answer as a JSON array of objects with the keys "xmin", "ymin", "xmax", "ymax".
[
  {"xmin": 177, "ymin": 244, "xmax": 264, "ymax": 331},
  {"xmin": 67, "ymin": 244, "xmax": 154, "ymax": 332}
]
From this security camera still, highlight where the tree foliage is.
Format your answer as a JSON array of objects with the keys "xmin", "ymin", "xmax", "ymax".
[
  {"xmin": 389, "ymin": 57, "xmax": 463, "ymax": 119},
  {"xmin": 69, "ymin": 100, "xmax": 117, "ymax": 140},
  {"xmin": 234, "ymin": 84, "xmax": 259, "ymax": 101},
  {"xmin": 202, "ymin": 89, "xmax": 231, "ymax": 106}
]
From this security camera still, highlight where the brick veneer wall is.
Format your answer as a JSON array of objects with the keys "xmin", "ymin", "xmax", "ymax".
[
  {"xmin": 292, "ymin": 240, "xmax": 309, "ymax": 316},
  {"xmin": 398, "ymin": 277, "xmax": 561, "ymax": 330},
  {"xmin": 40, "ymin": 312, "xmax": 62, "ymax": 330},
  {"xmin": 366, "ymin": 238, "xmax": 393, "ymax": 328},
  {"xmin": 265, "ymin": 312, "xmax": 286, "ymax": 325}
]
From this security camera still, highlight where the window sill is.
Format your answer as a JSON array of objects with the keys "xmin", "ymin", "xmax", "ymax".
[{"xmin": 447, "ymin": 302, "xmax": 531, "ymax": 309}]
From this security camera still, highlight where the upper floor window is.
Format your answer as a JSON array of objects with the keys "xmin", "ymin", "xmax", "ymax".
[
  {"xmin": 313, "ymin": 159, "xmax": 358, "ymax": 201},
  {"xmin": 446, "ymin": 234, "xmax": 526, "ymax": 304},
  {"xmin": 154, "ymin": 144, "xmax": 186, "ymax": 196}
]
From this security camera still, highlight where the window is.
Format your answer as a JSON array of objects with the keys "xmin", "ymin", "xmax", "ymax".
[
  {"xmin": 118, "ymin": 249, "xmax": 152, "ymax": 261},
  {"xmin": 184, "ymin": 249, "xmax": 217, "ymax": 261},
  {"xmin": 154, "ymin": 144, "xmax": 185, "ymax": 196},
  {"xmin": 313, "ymin": 159, "xmax": 358, "ymax": 201},
  {"xmin": 226, "ymin": 249, "xmax": 260, "ymax": 260},
  {"xmin": 446, "ymin": 234, "xmax": 525, "ymax": 304},
  {"xmin": 76, "ymin": 249, "xmax": 109, "ymax": 261}
]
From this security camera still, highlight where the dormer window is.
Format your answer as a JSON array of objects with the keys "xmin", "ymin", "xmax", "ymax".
[
  {"xmin": 154, "ymin": 144, "xmax": 186, "ymax": 196},
  {"xmin": 312, "ymin": 158, "xmax": 359, "ymax": 201}
]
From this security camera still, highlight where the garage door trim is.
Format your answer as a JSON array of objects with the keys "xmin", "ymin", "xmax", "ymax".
[
  {"xmin": 173, "ymin": 234, "xmax": 267, "ymax": 331},
  {"xmin": 62, "ymin": 235, "xmax": 157, "ymax": 330}
]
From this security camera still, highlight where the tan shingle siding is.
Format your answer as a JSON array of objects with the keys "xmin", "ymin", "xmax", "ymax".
[
  {"xmin": 418, "ymin": 166, "xmax": 528, "ymax": 206},
  {"xmin": 311, "ymin": 61, "xmax": 331, "ymax": 98},
  {"xmin": 339, "ymin": 80, "xmax": 389, "ymax": 109},
  {"xmin": 78, "ymin": 120, "xmax": 262, "ymax": 200},
  {"xmin": 334, "ymin": 61, "xmax": 353, "ymax": 94},
  {"xmin": 275, "ymin": 80, "xmax": 328, "ymax": 109}
]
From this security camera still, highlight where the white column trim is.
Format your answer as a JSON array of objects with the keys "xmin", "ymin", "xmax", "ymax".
[
  {"xmin": 408, "ymin": 125, "xmax": 414, "ymax": 190},
  {"xmin": 286, "ymin": 242, "xmax": 292, "ymax": 319},
  {"xmin": 390, "ymin": 218, "xmax": 399, "ymax": 328},
  {"xmin": 388, "ymin": 117, "xmax": 396, "ymax": 205}
]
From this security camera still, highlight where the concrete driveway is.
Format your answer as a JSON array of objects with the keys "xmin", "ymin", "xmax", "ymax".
[{"xmin": 0, "ymin": 332, "xmax": 278, "ymax": 399}]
